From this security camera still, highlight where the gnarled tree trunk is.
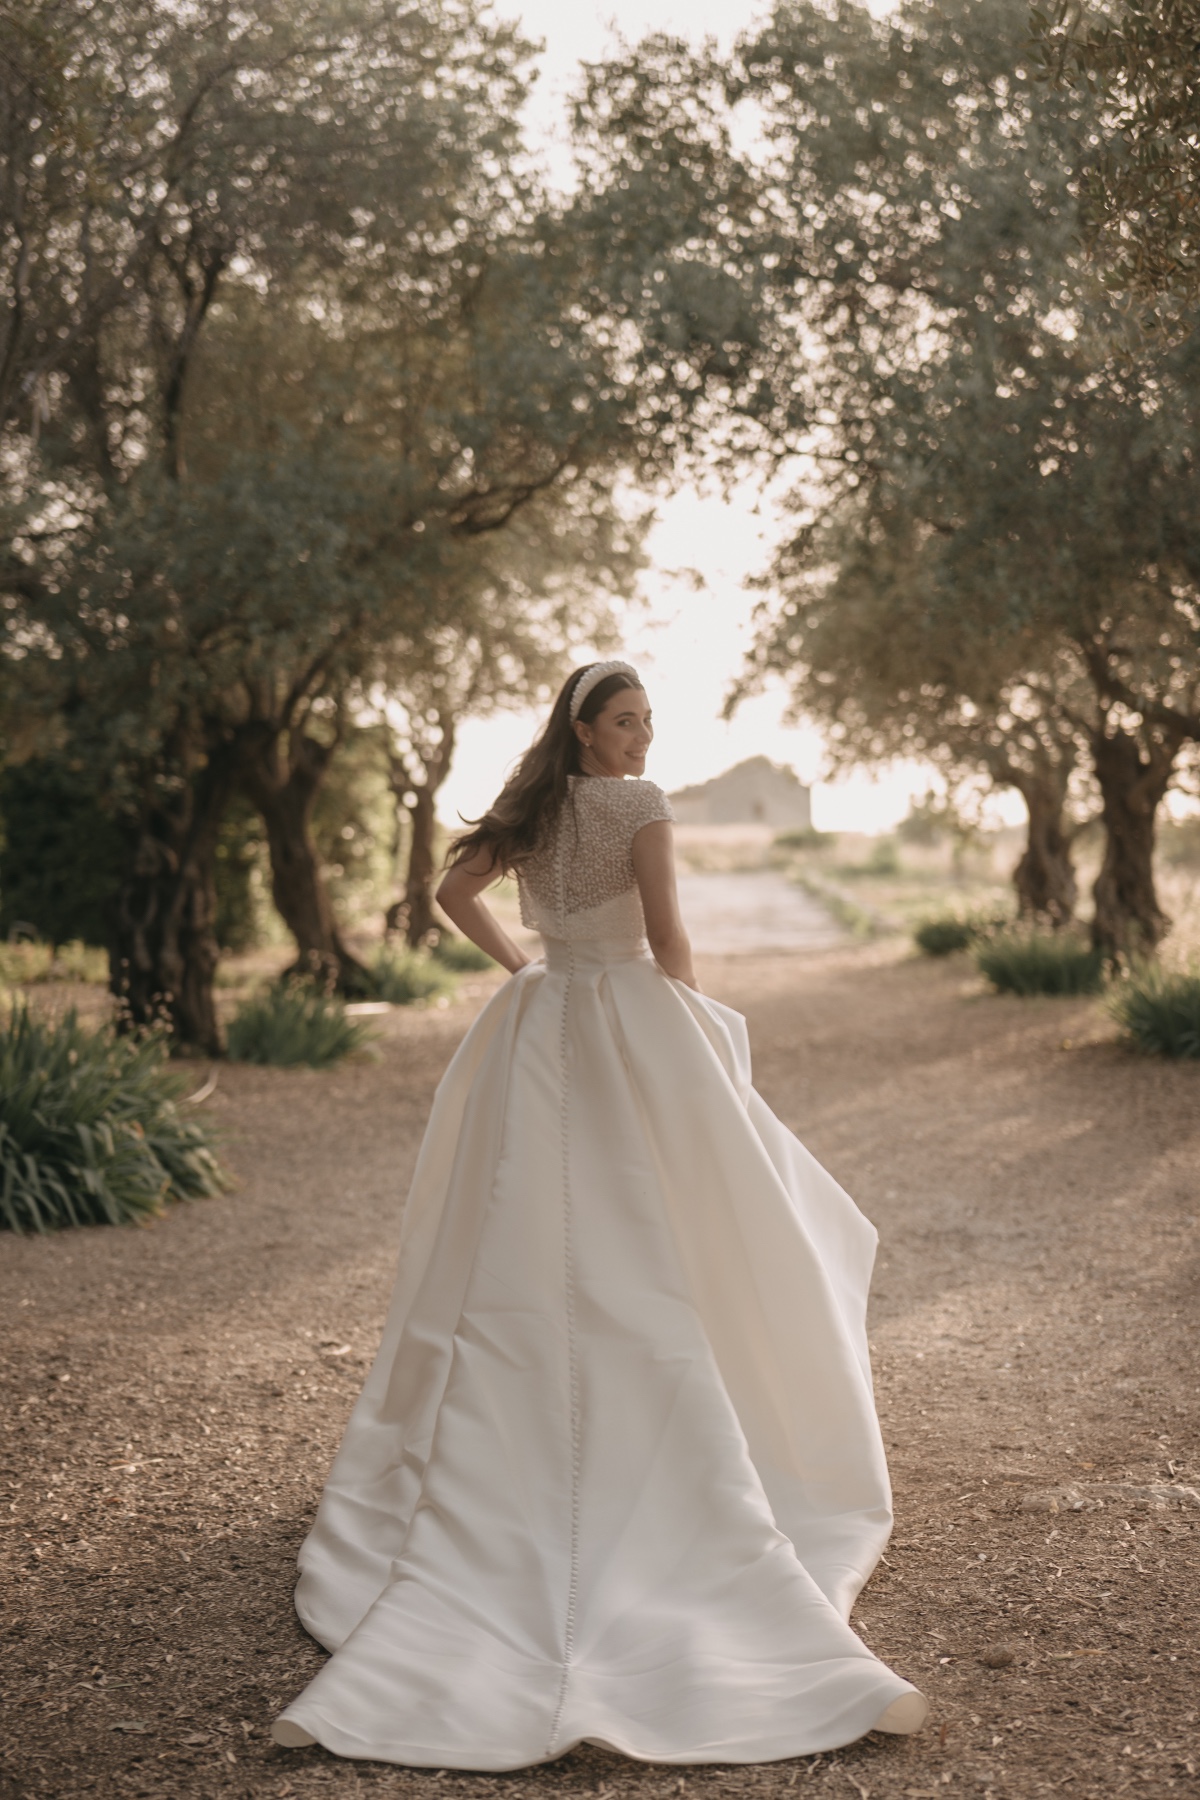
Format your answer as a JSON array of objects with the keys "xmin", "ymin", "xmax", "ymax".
[
  {"xmin": 110, "ymin": 739, "xmax": 235, "ymax": 1054},
  {"xmin": 1089, "ymin": 723, "xmax": 1177, "ymax": 961},
  {"xmin": 1011, "ymin": 773, "xmax": 1078, "ymax": 926},
  {"xmin": 386, "ymin": 714, "xmax": 457, "ymax": 949},
  {"xmin": 238, "ymin": 725, "xmax": 370, "ymax": 993},
  {"xmin": 399, "ymin": 781, "xmax": 441, "ymax": 946}
]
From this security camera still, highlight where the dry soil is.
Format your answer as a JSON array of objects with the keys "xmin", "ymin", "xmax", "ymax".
[{"xmin": 2, "ymin": 942, "xmax": 1198, "ymax": 1800}]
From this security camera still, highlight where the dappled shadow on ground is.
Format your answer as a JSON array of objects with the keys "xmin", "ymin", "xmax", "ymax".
[{"xmin": 2, "ymin": 945, "xmax": 1197, "ymax": 1798}]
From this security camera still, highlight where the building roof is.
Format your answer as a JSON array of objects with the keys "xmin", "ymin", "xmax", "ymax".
[{"xmin": 668, "ymin": 756, "xmax": 809, "ymax": 805}]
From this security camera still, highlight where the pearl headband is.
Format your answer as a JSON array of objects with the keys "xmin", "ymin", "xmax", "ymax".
[{"xmin": 568, "ymin": 659, "xmax": 641, "ymax": 723}]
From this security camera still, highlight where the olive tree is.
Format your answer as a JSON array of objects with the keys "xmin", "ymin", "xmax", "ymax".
[
  {"xmin": 1, "ymin": 0, "xmax": 555, "ymax": 1045},
  {"xmin": 734, "ymin": 503, "xmax": 1095, "ymax": 924},
  {"xmin": 725, "ymin": 0, "xmax": 1200, "ymax": 957},
  {"xmin": 3, "ymin": 0, "xmax": 761, "ymax": 1046},
  {"xmin": 1031, "ymin": 0, "xmax": 1200, "ymax": 325}
]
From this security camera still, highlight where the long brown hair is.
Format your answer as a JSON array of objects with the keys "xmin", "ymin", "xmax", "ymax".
[{"xmin": 448, "ymin": 665, "xmax": 643, "ymax": 874}]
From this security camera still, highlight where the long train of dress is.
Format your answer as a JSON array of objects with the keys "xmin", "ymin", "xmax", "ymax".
[{"xmin": 272, "ymin": 938, "xmax": 926, "ymax": 1766}]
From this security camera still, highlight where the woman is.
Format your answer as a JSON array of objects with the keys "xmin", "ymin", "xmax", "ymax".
[{"xmin": 272, "ymin": 659, "xmax": 928, "ymax": 1768}]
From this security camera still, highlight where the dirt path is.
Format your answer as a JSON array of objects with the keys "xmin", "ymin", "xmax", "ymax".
[
  {"xmin": 674, "ymin": 871, "xmax": 846, "ymax": 954},
  {"xmin": 2, "ymin": 946, "xmax": 1197, "ymax": 1800}
]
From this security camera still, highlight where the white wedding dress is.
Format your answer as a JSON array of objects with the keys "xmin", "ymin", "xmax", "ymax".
[{"xmin": 272, "ymin": 775, "xmax": 927, "ymax": 1767}]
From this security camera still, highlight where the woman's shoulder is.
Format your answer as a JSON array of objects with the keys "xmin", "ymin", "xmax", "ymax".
[{"xmin": 576, "ymin": 776, "xmax": 674, "ymax": 824}]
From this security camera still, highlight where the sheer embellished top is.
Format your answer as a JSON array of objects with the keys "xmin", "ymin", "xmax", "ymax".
[{"xmin": 517, "ymin": 776, "xmax": 675, "ymax": 941}]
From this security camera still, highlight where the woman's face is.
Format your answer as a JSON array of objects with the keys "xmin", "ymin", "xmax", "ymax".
[{"xmin": 576, "ymin": 685, "xmax": 653, "ymax": 777}]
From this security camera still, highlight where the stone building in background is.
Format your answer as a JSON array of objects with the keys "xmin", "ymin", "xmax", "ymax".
[{"xmin": 668, "ymin": 756, "xmax": 812, "ymax": 829}]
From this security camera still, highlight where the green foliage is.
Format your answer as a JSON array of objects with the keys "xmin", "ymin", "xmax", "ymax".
[
  {"xmin": 915, "ymin": 916, "xmax": 981, "ymax": 957},
  {"xmin": 834, "ymin": 838, "xmax": 901, "ymax": 880},
  {"xmin": 898, "ymin": 798, "xmax": 948, "ymax": 848},
  {"xmin": 214, "ymin": 800, "xmax": 270, "ymax": 954},
  {"xmin": 0, "ymin": 0, "xmax": 684, "ymax": 1045},
  {"xmin": 728, "ymin": 0, "xmax": 1198, "ymax": 958},
  {"xmin": 54, "ymin": 943, "xmax": 108, "ymax": 983},
  {"xmin": 773, "ymin": 827, "xmax": 834, "ymax": 851},
  {"xmin": 309, "ymin": 726, "xmax": 398, "ymax": 929},
  {"xmin": 225, "ymin": 984, "xmax": 373, "ymax": 1068},
  {"xmin": 866, "ymin": 838, "xmax": 900, "ymax": 877},
  {"xmin": 898, "ymin": 792, "xmax": 983, "ymax": 851},
  {"xmin": 793, "ymin": 873, "xmax": 882, "ymax": 939},
  {"xmin": 0, "ymin": 0, "xmax": 544, "ymax": 451},
  {"xmin": 1032, "ymin": 0, "xmax": 1200, "ymax": 321},
  {"xmin": 0, "ymin": 941, "xmax": 108, "ymax": 985},
  {"xmin": 1108, "ymin": 964, "xmax": 1200, "ymax": 1058},
  {"xmin": 974, "ymin": 932, "xmax": 1105, "ymax": 997},
  {"xmin": 914, "ymin": 909, "xmax": 1011, "ymax": 956},
  {"xmin": 431, "ymin": 934, "xmax": 496, "ymax": 972},
  {"xmin": 0, "ymin": 760, "xmax": 125, "ymax": 948},
  {"xmin": 0, "ymin": 1006, "xmax": 226, "ymax": 1233},
  {"xmin": 369, "ymin": 947, "xmax": 458, "ymax": 1005}
]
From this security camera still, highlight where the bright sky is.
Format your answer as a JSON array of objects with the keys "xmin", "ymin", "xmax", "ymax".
[{"xmin": 439, "ymin": 0, "xmax": 953, "ymax": 836}]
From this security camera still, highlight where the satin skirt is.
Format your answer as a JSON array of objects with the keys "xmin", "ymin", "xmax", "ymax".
[{"xmin": 272, "ymin": 938, "xmax": 925, "ymax": 1768}]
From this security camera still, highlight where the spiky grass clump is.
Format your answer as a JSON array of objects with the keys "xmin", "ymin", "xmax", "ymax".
[
  {"xmin": 1108, "ymin": 965, "xmax": 1200, "ymax": 1058},
  {"xmin": 0, "ymin": 1005, "xmax": 226, "ymax": 1233},
  {"xmin": 430, "ymin": 933, "xmax": 495, "ymax": 973},
  {"xmin": 974, "ymin": 930, "xmax": 1105, "ymax": 997},
  {"xmin": 226, "ymin": 982, "xmax": 373, "ymax": 1067},
  {"xmin": 369, "ymin": 946, "xmax": 458, "ymax": 1005}
]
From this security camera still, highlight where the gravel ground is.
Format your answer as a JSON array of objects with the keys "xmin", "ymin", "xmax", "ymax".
[{"xmin": 2, "ymin": 943, "xmax": 1197, "ymax": 1800}]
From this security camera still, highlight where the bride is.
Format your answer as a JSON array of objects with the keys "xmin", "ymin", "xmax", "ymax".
[{"xmin": 272, "ymin": 659, "xmax": 928, "ymax": 1767}]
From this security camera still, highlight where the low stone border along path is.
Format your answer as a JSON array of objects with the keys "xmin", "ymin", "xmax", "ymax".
[{"xmin": 2, "ymin": 941, "xmax": 1197, "ymax": 1799}]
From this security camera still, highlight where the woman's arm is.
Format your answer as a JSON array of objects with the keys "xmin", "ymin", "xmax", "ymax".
[
  {"xmin": 436, "ymin": 850, "xmax": 535, "ymax": 977},
  {"xmin": 631, "ymin": 819, "xmax": 700, "ymax": 991}
]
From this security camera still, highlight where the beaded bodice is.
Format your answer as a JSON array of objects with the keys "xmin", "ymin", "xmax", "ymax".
[{"xmin": 517, "ymin": 776, "xmax": 675, "ymax": 941}]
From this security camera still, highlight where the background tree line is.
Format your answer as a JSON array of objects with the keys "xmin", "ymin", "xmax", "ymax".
[
  {"xmin": 718, "ymin": 0, "xmax": 1200, "ymax": 960},
  {"xmin": 565, "ymin": 0, "xmax": 1199, "ymax": 961},
  {"xmin": 1, "ymin": 0, "xmax": 1195, "ymax": 1052}
]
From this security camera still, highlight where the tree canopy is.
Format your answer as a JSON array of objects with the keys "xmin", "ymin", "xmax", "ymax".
[
  {"xmin": 709, "ymin": 0, "xmax": 1200, "ymax": 954},
  {"xmin": 3, "ymin": 0, "xmax": 1197, "ymax": 1029},
  {"xmin": 1031, "ymin": 0, "xmax": 1200, "ymax": 324},
  {"xmin": 0, "ymin": 0, "xmax": 781, "ymax": 1045}
]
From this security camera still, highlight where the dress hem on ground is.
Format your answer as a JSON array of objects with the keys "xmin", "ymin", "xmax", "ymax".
[{"xmin": 272, "ymin": 927, "xmax": 926, "ymax": 1767}]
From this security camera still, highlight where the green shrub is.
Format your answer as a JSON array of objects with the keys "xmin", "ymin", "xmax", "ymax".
[
  {"xmin": 0, "ymin": 758, "xmax": 125, "ymax": 950},
  {"xmin": 52, "ymin": 942, "xmax": 109, "ymax": 983},
  {"xmin": 369, "ymin": 946, "xmax": 458, "ymax": 1005},
  {"xmin": 430, "ymin": 933, "xmax": 495, "ymax": 972},
  {"xmin": 834, "ymin": 837, "xmax": 900, "ymax": 879},
  {"xmin": 915, "ymin": 915, "xmax": 978, "ymax": 956},
  {"xmin": 0, "ymin": 942, "xmax": 54, "ymax": 984},
  {"xmin": 974, "ymin": 931, "xmax": 1105, "ymax": 997},
  {"xmin": 1108, "ymin": 965, "xmax": 1200, "ymax": 1058},
  {"xmin": 0, "ymin": 1005, "xmax": 227, "ymax": 1233},
  {"xmin": 914, "ymin": 911, "xmax": 1008, "ymax": 956},
  {"xmin": 226, "ymin": 983, "xmax": 373, "ymax": 1067},
  {"xmin": 865, "ymin": 836, "xmax": 900, "ymax": 876},
  {"xmin": 773, "ymin": 826, "xmax": 835, "ymax": 851},
  {"xmin": 0, "ymin": 941, "xmax": 109, "ymax": 985}
]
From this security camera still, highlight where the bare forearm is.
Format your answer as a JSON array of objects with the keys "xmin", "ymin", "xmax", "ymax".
[
  {"xmin": 436, "ymin": 887, "xmax": 532, "ymax": 977},
  {"xmin": 649, "ymin": 926, "xmax": 699, "ymax": 991}
]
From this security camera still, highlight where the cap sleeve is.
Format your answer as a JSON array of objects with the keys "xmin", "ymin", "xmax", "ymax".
[{"xmin": 623, "ymin": 779, "xmax": 675, "ymax": 838}]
